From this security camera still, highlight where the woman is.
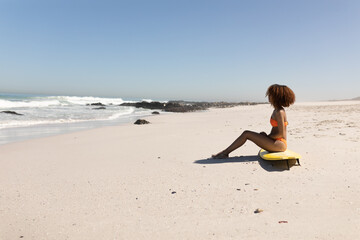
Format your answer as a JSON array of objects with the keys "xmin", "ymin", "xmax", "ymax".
[{"xmin": 212, "ymin": 84, "xmax": 295, "ymax": 159}]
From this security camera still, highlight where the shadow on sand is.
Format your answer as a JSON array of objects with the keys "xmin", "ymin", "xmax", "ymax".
[{"xmin": 194, "ymin": 155, "xmax": 298, "ymax": 172}]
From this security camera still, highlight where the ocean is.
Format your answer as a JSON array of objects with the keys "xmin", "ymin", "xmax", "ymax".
[{"xmin": 0, "ymin": 93, "xmax": 161, "ymax": 145}]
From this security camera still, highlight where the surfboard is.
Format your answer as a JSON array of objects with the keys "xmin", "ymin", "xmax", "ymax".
[{"xmin": 259, "ymin": 149, "xmax": 301, "ymax": 169}]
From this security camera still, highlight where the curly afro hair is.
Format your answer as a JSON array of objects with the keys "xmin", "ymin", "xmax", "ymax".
[{"xmin": 266, "ymin": 84, "xmax": 295, "ymax": 109}]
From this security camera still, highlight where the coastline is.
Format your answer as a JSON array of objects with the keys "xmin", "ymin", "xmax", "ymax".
[
  {"xmin": 1, "ymin": 101, "xmax": 359, "ymax": 239},
  {"xmin": 0, "ymin": 110, "xmax": 157, "ymax": 146},
  {"xmin": 0, "ymin": 93, "xmax": 264, "ymax": 146}
]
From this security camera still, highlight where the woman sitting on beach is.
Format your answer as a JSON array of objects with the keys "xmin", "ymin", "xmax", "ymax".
[{"xmin": 212, "ymin": 84, "xmax": 295, "ymax": 159}]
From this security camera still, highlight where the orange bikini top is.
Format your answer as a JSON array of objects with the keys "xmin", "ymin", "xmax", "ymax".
[{"xmin": 270, "ymin": 117, "xmax": 288, "ymax": 127}]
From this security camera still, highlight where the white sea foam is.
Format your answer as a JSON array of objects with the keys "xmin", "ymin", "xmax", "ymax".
[
  {"xmin": 0, "ymin": 108, "xmax": 144, "ymax": 129},
  {"xmin": 141, "ymin": 99, "xmax": 167, "ymax": 103},
  {"xmin": 56, "ymin": 96, "xmax": 125, "ymax": 105},
  {"xmin": 0, "ymin": 95, "xmax": 129, "ymax": 109},
  {"xmin": 0, "ymin": 119, "xmax": 80, "ymax": 129},
  {"xmin": 0, "ymin": 99, "xmax": 62, "ymax": 108},
  {"xmin": 0, "ymin": 93, "xmax": 157, "ymax": 137},
  {"xmin": 141, "ymin": 99, "xmax": 154, "ymax": 103},
  {"xmin": 106, "ymin": 108, "xmax": 135, "ymax": 120},
  {"xmin": 0, "ymin": 94, "xmax": 158, "ymax": 145}
]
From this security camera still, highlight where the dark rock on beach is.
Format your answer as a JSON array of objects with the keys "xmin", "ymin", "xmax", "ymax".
[
  {"xmin": 164, "ymin": 101, "xmax": 204, "ymax": 112},
  {"xmin": 121, "ymin": 100, "xmax": 262, "ymax": 113},
  {"xmin": 152, "ymin": 111, "xmax": 160, "ymax": 114},
  {"xmin": 93, "ymin": 107, "xmax": 106, "ymax": 110},
  {"xmin": 1, "ymin": 111, "xmax": 23, "ymax": 116},
  {"xmin": 121, "ymin": 101, "xmax": 165, "ymax": 110},
  {"xmin": 87, "ymin": 102, "xmax": 106, "ymax": 106},
  {"xmin": 121, "ymin": 101, "xmax": 200, "ymax": 112},
  {"xmin": 134, "ymin": 119, "xmax": 150, "ymax": 125}
]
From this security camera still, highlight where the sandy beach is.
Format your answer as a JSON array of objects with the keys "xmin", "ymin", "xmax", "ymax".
[{"xmin": 1, "ymin": 101, "xmax": 359, "ymax": 239}]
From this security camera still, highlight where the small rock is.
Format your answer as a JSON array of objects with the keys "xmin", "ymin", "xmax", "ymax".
[
  {"xmin": 93, "ymin": 107, "xmax": 106, "ymax": 110},
  {"xmin": 152, "ymin": 111, "xmax": 160, "ymax": 114},
  {"xmin": 171, "ymin": 191, "xmax": 176, "ymax": 194},
  {"xmin": 1, "ymin": 111, "xmax": 23, "ymax": 116},
  {"xmin": 254, "ymin": 208, "xmax": 263, "ymax": 214},
  {"xmin": 87, "ymin": 102, "xmax": 105, "ymax": 106},
  {"xmin": 278, "ymin": 221, "xmax": 288, "ymax": 224},
  {"xmin": 134, "ymin": 119, "xmax": 150, "ymax": 125},
  {"xmin": 236, "ymin": 189, "xmax": 241, "ymax": 191}
]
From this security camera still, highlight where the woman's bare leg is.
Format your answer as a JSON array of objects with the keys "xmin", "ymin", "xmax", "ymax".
[{"xmin": 212, "ymin": 130, "xmax": 286, "ymax": 158}]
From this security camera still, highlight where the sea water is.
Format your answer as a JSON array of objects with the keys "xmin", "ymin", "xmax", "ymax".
[{"xmin": 0, "ymin": 93, "xmax": 162, "ymax": 145}]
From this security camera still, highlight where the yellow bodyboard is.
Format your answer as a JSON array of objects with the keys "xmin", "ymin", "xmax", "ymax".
[{"xmin": 259, "ymin": 149, "xmax": 301, "ymax": 161}]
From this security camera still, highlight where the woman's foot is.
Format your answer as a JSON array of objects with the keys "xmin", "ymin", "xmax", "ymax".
[{"xmin": 211, "ymin": 151, "xmax": 229, "ymax": 159}]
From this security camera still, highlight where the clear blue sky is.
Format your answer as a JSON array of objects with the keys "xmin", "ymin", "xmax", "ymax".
[{"xmin": 0, "ymin": 0, "xmax": 359, "ymax": 102}]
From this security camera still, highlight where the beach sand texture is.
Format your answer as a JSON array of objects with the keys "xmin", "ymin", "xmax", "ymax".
[{"xmin": 1, "ymin": 102, "xmax": 359, "ymax": 239}]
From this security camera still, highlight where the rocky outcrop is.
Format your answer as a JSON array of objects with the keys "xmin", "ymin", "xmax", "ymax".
[
  {"xmin": 164, "ymin": 102, "xmax": 205, "ymax": 112},
  {"xmin": 121, "ymin": 101, "xmax": 165, "ymax": 110},
  {"xmin": 1, "ymin": 111, "xmax": 23, "ymax": 116},
  {"xmin": 87, "ymin": 102, "xmax": 106, "ymax": 106},
  {"xmin": 121, "ymin": 101, "xmax": 198, "ymax": 112},
  {"xmin": 134, "ymin": 119, "xmax": 150, "ymax": 125},
  {"xmin": 120, "ymin": 101, "xmax": 262, "ymax": 113}
]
